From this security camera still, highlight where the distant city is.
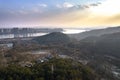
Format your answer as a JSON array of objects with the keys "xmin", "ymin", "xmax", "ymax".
[
  {"xmin": 0, "ymin": 28, "xmax": 63, "ymax": 34},
  {"xmin": 0, "ymin": 28, "xmax": 64, "ymax": 39}
]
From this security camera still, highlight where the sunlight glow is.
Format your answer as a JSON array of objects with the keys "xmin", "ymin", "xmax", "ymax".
[{"xmin": 90, "ymin": 0, "xmax": 120, "ymax": 16}]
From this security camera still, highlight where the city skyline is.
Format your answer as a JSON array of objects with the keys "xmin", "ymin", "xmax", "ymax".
[{"xmin": 0, "ymin": 0, "xmax": 120, "ymax": 28}]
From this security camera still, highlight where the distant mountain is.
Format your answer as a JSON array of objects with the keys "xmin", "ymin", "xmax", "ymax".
[
  {"xmin": 79, "ymin": 32, "xmax": 120, "ymax": 58},
  {"xmin": 33, "ymin": 32, "xmax": 71, "ymax": 45},
  {"xmin": 70, "ymin": 31, "xmax": 120, "ymax": 80},
  {"xmin": 69, "ymin": 26, "xmax": 120, "ymax": 40}
]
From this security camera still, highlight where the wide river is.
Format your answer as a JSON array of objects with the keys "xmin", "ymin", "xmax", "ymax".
[{"xmin": 0, "ymin": 29, "xmax": 86, "ymax": 39}]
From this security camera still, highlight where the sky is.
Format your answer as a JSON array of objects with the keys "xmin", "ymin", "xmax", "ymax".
[{"xmin": 0, "ymin": 0, "xmax": 120, "ymax": 28}]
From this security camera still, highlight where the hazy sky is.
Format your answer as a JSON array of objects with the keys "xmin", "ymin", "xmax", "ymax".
[{"xmin": 0, "ymin": 0, "xmax": 120, "ymax": 28}]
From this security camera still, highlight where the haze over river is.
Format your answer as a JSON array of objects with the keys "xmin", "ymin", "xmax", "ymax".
[{"xmin": 0, "ymin": 29, "xmax": 86, "ymax": 39}]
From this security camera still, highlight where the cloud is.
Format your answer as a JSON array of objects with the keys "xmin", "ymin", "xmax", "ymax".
[
  {"xmin": 38, "ymin": 4, "xmax": 47, "ymax": 8},
  {"xmin": 89, "ymin": 3, "xmax": 100, "ymax": 7},
  {"xmin": 80, "ymin": 3, "xmax": 101, "ymax": 9},
  {"xmin": 56, "ymin": 2, "xmax": 74, "ymax": 9},
  {"xmin": 31, "ymin": 7, "xmax": 43, "ymax": 13},
  {"xmin": 56, "ymin": 4, "xmax": 62, "ymax": 8},
  {"xmin": 106, "ymin": 14, "xmax": 120, "ymax": 23},
  {"xmin": 56, "ymin": 2, "xmax": 101, "ymax": 11},
  {"xmin": 90, "ymin": 0, "xmax": 120, "ymax": 16},
  {"xmin": 63, "ymin": 2, "xmax": 74, "ymax": 8},
  {"xmin": 18, "ymin": 10, "xmax": 28, "ymax": 14},
  {"xmin": 0, "ymin": 0, "xmax": 120, "ymax": 28},
  {"xmin": 30, "ymin": 7, "xmax": 120, "ymax": 28}
]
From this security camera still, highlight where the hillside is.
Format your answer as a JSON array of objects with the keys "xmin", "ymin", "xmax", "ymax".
[
  {"xmin": 72, "ymin": 32, "xmax": 120, "ymax": 80},
  {"xmin": 79, "ymin": 32, "xmax": 120, "ymax": 58},
  {"xmin": 69, "ymin": 26, "xmax": 120, "ymax": 40},
  {"xmin": 1, "ymin": 28, "xmax": 120, "ymax": 80},
  {"xmin": 33, "ymin": 32, "xmax": 71, "ymax": 45},
  {"xmin": 0, "ymin": 58, "xmax": 99, "ymax": 80}
]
